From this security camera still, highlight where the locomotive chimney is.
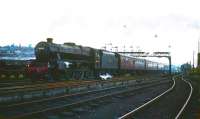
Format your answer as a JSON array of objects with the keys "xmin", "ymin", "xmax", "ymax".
[{"xmin": 47, "ymin": 38, "xmax": 53, "ymax": 43}]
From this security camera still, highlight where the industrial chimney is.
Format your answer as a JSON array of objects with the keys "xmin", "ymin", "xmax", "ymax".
[{"xmin": 47, "ymin": 38, "xmax": 53, "ymax": 43}]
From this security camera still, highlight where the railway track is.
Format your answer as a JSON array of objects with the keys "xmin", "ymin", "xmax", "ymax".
[
  {"xmin": 0, "ymin": 80, "xmax": 99, "ymax": 94},
  {"xmin": 118, "ymin": 75, "xmax": 193, "ymax": 119},
  {"xmin": 0, "ymin": 80, "xmax": 34, "ymax": 87},
  {"xmin": 0, "ymin": 77, "xmax": 168, "ymax": 106},
  {"xmin": 0, "ymin": 78, "xmax": 136, "ymax": 94},
  {"xmin": 0, "ymin": 74, "xmax": 166, "ymax": 95},
  {"xmin": 0, "ymin": 78, "xmax": 171, "ymax": 119}
]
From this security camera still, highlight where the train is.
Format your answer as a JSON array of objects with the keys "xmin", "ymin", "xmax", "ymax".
[{"xmin": 0, "ymin": 38, "xmax": 169, "ymax": 81}]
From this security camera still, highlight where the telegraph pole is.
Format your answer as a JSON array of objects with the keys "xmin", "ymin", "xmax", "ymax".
[
  {"xmin": 168, "ymin": 56, "xmax": 171, "ymax": 77},
  {"xmin": 193, "ymin": 51, "xmax": 195, "ymax": 69}
]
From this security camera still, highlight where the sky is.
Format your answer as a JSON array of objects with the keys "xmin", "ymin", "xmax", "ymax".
[{"xmin": 0, "ymin": 0, "xmax": 200, "ymax": 66}]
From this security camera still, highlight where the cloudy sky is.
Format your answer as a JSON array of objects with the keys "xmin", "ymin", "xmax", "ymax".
[{"xmin": 0, "ymin": 0, "xmax": 200, "ymax": 65}]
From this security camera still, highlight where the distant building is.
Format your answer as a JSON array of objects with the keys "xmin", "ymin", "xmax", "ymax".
[
  {"xmin": 181, "ymin": 63, "xmax": 192, "ymax": 75},
  {"xmin": 0, "ymin": 45, "xmax": 35, "ymax": 60}
]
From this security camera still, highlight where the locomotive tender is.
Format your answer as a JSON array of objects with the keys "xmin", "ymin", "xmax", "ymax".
[{"xmin": 32, "ymin": 38, "xmax": 167, "ymax": 80}]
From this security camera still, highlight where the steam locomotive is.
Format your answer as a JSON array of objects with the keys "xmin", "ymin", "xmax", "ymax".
[{"xmin": 0, "ymin": 38, "xmax": 168, "ymax": 81}]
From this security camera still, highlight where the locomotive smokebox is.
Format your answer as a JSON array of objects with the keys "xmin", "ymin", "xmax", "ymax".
[{"xmin": 47, "ymin": 38, "xmax": 53, "ymax": 43}]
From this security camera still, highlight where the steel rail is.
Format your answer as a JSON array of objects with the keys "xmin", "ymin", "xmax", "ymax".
[
  {"xmin": 175, "ymin": 77, "xmax": 193, "ymax": 119},
  {"xmin": 118, "ymin": 75, "xmax": 178, "ymax": 119}
]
